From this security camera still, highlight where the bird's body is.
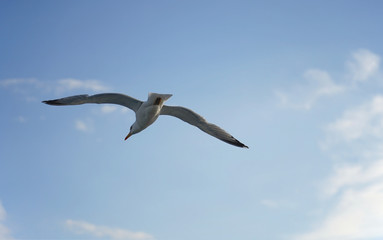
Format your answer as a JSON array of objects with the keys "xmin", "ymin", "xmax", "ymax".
[
  {"xmin": 132, "ymin": 93, "xmax": 171, "ymax": 134},
  {"xmin": 43, "ymin": 92, "xmax": 248, "ymax": 148},
  {"xmin": 135, "ymin": 102, "xmax": 160, "ymax": 131}
]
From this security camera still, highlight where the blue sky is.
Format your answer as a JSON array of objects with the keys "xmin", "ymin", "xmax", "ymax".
[{"xmin": 1, "ymin": 1, "xmax": 383, "ymax": 239}]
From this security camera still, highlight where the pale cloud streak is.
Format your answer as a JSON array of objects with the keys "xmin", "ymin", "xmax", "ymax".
[
  {"xmin": 323, "ymin": 95, "xmax": 383, "ymax": 148},
  {"xmin": 296, "ymin": 162, "xmax": 383, "ymax": 240},
  {"xmin": 0, "ymin": 201, "xmax": 14, "ymax": 240},
  {"xmin": 66, "ymin": 219, "xmax": 154, "ymax": 240},
  {"xmin": 0, "ymin": 78, "xmax": 110, "ymax": 96},
  {"xmin": 323, "ymin": 160, "xmax": 383, "ymax": 197},
  {"xmin": 75, "ymin": 119, "xmax": 93, "ymax": 132},
  {"xmin": 0, "ymin": 78, "xmax": 41, "ymax": 87},
  {"xmin": 260, "ymin": 199, "xmax": 279, "ymax": 208},
  {"xmin": 0, "ymin": 78, "xmax": 45, "ymax": 97},
  {"xmin": 276, "ymin": 69, "xmax": 344, "ymax": 110},
  {"xmin": 100, "ymin": 105, "xmax": 118, "ymax": 114},
  {"xmin": 296, "ymin": 96, "xmax": 383, "ymax": 240},
  {"xmin": 277, "ymin": 49, "xmax": 380, "ymax": 110},
  {"xmin": 346, "ymin": 49, "xmax": 380, "ymax": 82},
  {"xmin": 0, "ymin": 203, "xmax": 5, "ymax": 222},
  {"xmin": 56, "ymin": 78, "xmax": 109, "ymax": 94},
  {"xmin": 16, "ymin": 116, "xmax": 27, "ymax": 123}
]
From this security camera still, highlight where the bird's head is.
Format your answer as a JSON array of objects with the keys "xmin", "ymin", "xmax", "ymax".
[{"xmin": 124, "ymin": 122, "xmax": 141, "ymax": 140}]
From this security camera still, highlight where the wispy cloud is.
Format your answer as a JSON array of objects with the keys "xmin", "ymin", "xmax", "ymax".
[
  {"xmin": 346, "ymin": 49, "xmax": 380, "ymax": 82},
  {"xmin": 295, "ymin": 96, "xmax": 383, "ymax": 240},
  {"xmin": 0, "ymin": 203, "xmax": 5, "ymax": 222},
  {"xmin": 56, "ymin": 78, "xmax": 109, "ymax": 94},
  {"xmin": 275, "ymin": 69, "xmax": 344, "ymax": 110},
  {"xmin": 276, "ymin": 49, "xmax": 380, "ymax": 110},
  {"xmin": 323, "ymin": 160, "xmax": 383, "ymax": 197},
  {"xmin": 0, "ymin": 201, "xmax": 14, "ymax": 240},
  {"xmin": 66, "ymin": 219, "xmax": 154, "ymax": 240},
  {"xmin": 0, "ymin": 78, "xmax": 110, "ymax": 97},
  {"xmin": 16, "ymin": 116, "xmax": 26, "ymax": 123},
  {"xmin": 295, "ymin": 162, "xmax": 383, "ymax": 240},
  {"xmin": 0, "ymin": 78, "xmax": 41, "ymax": 87},
  {"xmin": 260, "ymin": 199, "xmax": 279, "ymax": 208},
  {"xmin": 0, "ymin": 78, "xmax": 45, "ymax": 97},
  {"xmin": 323, "ymin": 95, "xmax": 383, "ymax": 148},
  {"xmin": 100, "ymin": 105, "xmax": 118, "ymax": 114},
  {"xmin": 75, "ymin": 119, "xmax": 93, "ymax": 132}
]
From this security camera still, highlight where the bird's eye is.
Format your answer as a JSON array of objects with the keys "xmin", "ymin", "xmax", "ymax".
[{"xmin": 130, "ymin": 126, "xmax": 133, "ymax": 130}]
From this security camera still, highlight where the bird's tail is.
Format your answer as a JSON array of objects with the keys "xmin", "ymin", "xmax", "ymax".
[{"xmin": 147, "ymin": 93, "xmax": 172, "ymax": 104}]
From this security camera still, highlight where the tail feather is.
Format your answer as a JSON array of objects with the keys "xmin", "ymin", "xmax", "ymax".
[{"xmin": 147, "ymin": 93, "xmax": 172, "ymax": 103}]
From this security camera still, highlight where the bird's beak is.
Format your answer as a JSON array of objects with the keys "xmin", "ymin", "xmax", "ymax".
[{"xmin": 124, "ymin": 132, "xmax": 133, "ymax": 140}]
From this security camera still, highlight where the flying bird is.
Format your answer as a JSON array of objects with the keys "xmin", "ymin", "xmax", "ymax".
[{"xmin": 42, "ymin": 93, "xmax": 248, "ymax": 148}]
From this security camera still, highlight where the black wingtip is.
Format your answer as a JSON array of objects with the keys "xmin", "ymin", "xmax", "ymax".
[
  {"xmin": 42, "ymin": 99, "xmax": 64, "ymax": 105},
  {"xmin": 239, "ymin": 142, "xmax": 249, "ymax": 149},
  {"xmin": 232, "ymin": 136, "xmax": 249, "ymax": 149},
  {"xmin": 222, "ymin": 138, "xmax": 249, "ymax": 148}
]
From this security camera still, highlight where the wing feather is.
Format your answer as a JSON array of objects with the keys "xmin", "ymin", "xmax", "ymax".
[
  {"xmin": 42, "ymin": 93, "xmax": 143, "ymax": 112},
  {"xmin": 160, "ymin": 105, "xmax": 248, "ymax": 148}
]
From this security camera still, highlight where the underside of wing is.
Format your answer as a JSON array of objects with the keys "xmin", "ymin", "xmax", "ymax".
[
  {"xmin": 160, "ymin": 105, "xmax": 248, "ymax": 148},
  {"xmin": 42, "ymin": 93, "xmax": 143, "ymax": 112}
]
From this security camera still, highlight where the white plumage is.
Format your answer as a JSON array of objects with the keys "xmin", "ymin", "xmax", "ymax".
[{"xmin": 43, "ymin": 92, "xmax": 248, "ymax": 148}]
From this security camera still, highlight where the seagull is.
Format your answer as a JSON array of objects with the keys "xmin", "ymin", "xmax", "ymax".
[{"xmin": 42, "ymin": 92, "xmax": 248, "ymax": 148}]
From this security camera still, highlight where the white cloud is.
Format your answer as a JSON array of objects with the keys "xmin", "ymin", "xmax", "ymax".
[
  {"xmin": 66, "ymin": 219, "xmax": 154, "ymax": 240},
  {"xmin": 16, "ymin": 116, "xmax": 26, "ymax": 123},
  {"xmin": 0, "ymin": 201, "xmax": 13, "ymax": 240},
  {"xmin": 0, "ymin": 78, "xmax": 45, "ymax": 96},
  {"xmin": 100, "ymin": 105, "xmax": 118, "ymax": 114},
  {"xmin": 324, "ymin": 159, "xmax": 383, "ymax": 197},
  {"xmin": 0, "ymin": 202, "xmax": 6, "ymax": 222},
  {"xmin": 0, "ymin": 78, "xmax": 110, "ymax": 96},
  {"xmin": 296, "ymin": 162, "xmax": 383, "ymax": 240},
  {"xmin": 323, "ymin": 95, "xmax": 383, "ymax": 147},
  {"xmin": 276, "ymin": 69, "xmax": 344, "ymax": 110},
  {"xmin": 75, "ymin": 120, "xmax": 88, "ymax": 132},
  {"xmin": 75, "ymin": 119, "xmax": 93, "ymax": 132},
  {"xmin": 56, "ymin": 78, "xmax": 109, "ymax": 93},
  {"xmin": 0, "ymin": 78, "xmax": 41, "ymax": 87},
  {"xmin": 260, "ymin": 199, "xmax": 279, "ymax": 208},
  {"xmin": 277, "ymin": 49, "xmax": 381, "ymax": 111},
  {"xmin": 296, "ymin": 96, "xmax": 383, "ymax": 240},
  {"xmin": 346, "ymin": 49, "xmax": 380, "ymax": 82}
]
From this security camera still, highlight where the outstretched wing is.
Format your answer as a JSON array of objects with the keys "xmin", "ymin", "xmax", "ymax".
[
  {"xmin": 160, "ymin": 105, "xmax": 248, "ymax": 148},
  {"xmin": 42, "ymin": 93, "xmax": 143, "ymax": 112}
]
